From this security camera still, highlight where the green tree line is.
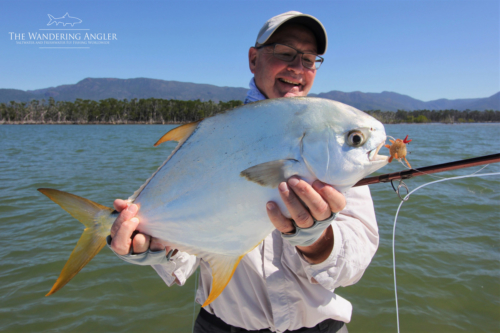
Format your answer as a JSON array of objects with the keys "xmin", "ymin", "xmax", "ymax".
[
  {"xmin": 0, "ymin": 97, "xmax": 243, "ymax": 124},
  {"xmin": 1, "ymin": 97, "xmax": 498, "ymax": 124},
  {"xmin": 366, "ymin": 109, "xmax": 500, "ymax": 123}
]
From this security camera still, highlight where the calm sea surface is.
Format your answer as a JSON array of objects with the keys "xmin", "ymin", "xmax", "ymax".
[{"xmin": 0, "ymin": 124, "xmax": 498, "ymax": 332}]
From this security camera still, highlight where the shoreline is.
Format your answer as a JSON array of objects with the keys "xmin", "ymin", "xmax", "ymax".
[{"xmin": 0, "ymin": 120, "xmax": 187, "ymax": 125}]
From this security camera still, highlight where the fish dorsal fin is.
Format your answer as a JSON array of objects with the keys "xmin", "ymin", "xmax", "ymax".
[
  {"xmin": 154, "ymin": 121, "xmax": 200, "ymax": 147},
  {"xmin": 240, "ymin": 159, "xmax": 299, "ymax": 188},
  {"xmin": 128, "ymin": 121, "xmax": 201, "ymax": 201},
  {"xmin": 202, "ymin": 253, "xmax": 244, "ymax": 307}
]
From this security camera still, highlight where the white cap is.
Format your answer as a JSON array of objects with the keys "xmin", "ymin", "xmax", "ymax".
[{"xmin": 255, "ymin": 11, "xmax": 328, "ymax": 55}]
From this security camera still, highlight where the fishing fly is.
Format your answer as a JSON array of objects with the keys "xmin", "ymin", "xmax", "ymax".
[{"xmin": 385, "ymin": 135, "xmax": 412, "ymax": 168}]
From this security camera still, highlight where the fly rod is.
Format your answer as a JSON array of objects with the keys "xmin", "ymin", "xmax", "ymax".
[{"xmin": 354, "ymin": 153, "xmax": 500, "ymax": 187}]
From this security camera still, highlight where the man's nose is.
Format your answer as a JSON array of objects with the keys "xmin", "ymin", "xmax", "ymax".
[{"xmin": 286, "ymin": 54, "xmax": 304, "ymax": 73}]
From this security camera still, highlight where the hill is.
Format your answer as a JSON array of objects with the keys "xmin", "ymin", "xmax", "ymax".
[{"xmin": 1, "ymin": 78, "xmax": 498, "ymax": 111}]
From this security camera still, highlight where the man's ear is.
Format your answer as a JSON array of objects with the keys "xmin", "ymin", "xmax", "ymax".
[{"xmin": 248, "ymin": 47, "xmax": 257, "ymax": 74}]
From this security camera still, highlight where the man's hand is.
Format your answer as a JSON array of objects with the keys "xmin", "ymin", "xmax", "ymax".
[
  {"xmin": 109, "ymin": 199, "xmax": 166, "ymax": 255},
  {"xmin": 266, "ymin": 177, "xmax": 346, "ymax": 264}
]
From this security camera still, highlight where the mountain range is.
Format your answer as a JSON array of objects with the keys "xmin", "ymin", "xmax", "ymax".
[{"xmin": 1, "ymin": 77, "xmax": 498, "ymax": 111}]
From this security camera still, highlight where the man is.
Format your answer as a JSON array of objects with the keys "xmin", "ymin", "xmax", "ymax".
[{"xmin": 109, "ymin": 11, "xmax": 379, "ymax": 333}]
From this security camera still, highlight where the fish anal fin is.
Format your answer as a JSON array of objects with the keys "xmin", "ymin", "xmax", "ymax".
[
  {"xmin": 202, "ymin": 254, "xmax": 244, "ymax": 307},
  {"xmin": 240, "ymin": 159, "xmax": 298, "ymax": 188},
  {"xmin": 154, "ymin": 121, "xmax": 200, "ymax": 147}
]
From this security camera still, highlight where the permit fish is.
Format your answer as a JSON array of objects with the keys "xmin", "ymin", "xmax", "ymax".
[{"xmin": 38, "ymin": 97, "xmax": 388, "ymax": 306}]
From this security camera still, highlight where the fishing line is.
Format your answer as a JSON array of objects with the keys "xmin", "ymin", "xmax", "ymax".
[
  {"xmin": 391, "ymin": 171, "xmax": 500, "ymax": 333},
  {"xmin": 469, "ymin": 164, "xmax": 490, "ymax": 175},
  {"xmin": 396, "ymin": 159, "xmax": 478, "ymax": 181},
  {"xmin": 388, "ymin": 136, "xmax": 445, "ymax": 180},
  {"xmin": 398, "ymin": 160, "xmax": 447, "ymax": 180}
]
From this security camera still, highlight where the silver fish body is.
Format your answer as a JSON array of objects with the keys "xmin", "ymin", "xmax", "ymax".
[{"xmin": 133, "ymin": 97, "xmax": 388, "ymax": 298}]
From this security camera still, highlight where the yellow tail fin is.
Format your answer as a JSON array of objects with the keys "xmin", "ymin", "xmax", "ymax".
[{"xmin": 38, "ymin": 188, "xmax": 115, "ymax": 296}]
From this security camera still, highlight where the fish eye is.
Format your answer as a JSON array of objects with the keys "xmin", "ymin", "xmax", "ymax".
[{"xmin": 347, "ymin": 130, "xmax": 366, "ymax": 147}]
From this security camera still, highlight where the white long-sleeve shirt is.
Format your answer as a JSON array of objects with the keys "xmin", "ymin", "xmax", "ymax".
[{"xmin": 150, "ymin": 185, "xmax": 379, "ymax": 332}]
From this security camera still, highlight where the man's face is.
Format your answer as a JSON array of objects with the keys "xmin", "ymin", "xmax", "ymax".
[{"xmin": 249, "ymin": 24, "xmax": 318, "ymax": 99}]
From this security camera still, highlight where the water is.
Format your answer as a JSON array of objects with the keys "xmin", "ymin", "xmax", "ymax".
[{"xmin": 0, "ymin": 124, "xmax": 498, "ymax": 332}]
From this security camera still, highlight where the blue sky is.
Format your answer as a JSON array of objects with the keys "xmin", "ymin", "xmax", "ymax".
[{"xmin": 1, "ymin": 0, "xmax": 499, "ymax": 101}]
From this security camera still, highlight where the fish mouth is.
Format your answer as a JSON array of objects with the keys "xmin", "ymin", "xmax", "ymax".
[{"xmin": 368, "ymin": 141, "xmax": 388, "ymax": 162}]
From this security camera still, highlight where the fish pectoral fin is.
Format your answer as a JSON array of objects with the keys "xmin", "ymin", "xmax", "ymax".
[
  {"xmin": 154, "ymin": 121, "xmax": 200, "ymax": 146},
  {"xmin": 202, "ymin": 253, "xmax": 244, "ymax": 307},
  {"xmin": 240, "ymin": 159, "xmax": 299, "ymax": 188}
]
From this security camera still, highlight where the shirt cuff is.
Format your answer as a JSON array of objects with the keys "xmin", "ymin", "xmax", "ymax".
[
  {"xmin": 297, "ymin": 221, "xmax": 343, "ymax": 288},
  {"xmin": 152, "ymin": 251, "xmax": 198, "ymax": 287}
]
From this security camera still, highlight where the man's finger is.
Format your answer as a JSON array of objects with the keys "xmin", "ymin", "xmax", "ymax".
[
  {"xmin": 132, "ymin": 233, "xmax": 150, "ymax": 254},
  {"xmin": 113, "ymin": 199, "xmax": 129, "ymax": 212},
  {"xmin": 150, "ymin": 237, "xmax": 166, "ymax": 252},
  {"xmin": 312, "ymin": 181, "xmax": 346, "ymax": 213},
  {"xmin": 266, "ymin": 202, "xmax": 295, "ymax": 234},
  {"xmin": 278, "ymin": 182, "xmax": 314, "ymax": 229},
  {"xmin": 287, "ymin": 177, "xmax": 331, "ymax": 221},
  {"xmin": 111, "ymin": 217, "xmax": 140, "ymax": 255},
  {"xmin": 110, "ymin": 204, "xmax": 138, "ymax": 238}
]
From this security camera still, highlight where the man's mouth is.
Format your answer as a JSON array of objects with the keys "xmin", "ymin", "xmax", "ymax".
[{"xmin": 278, "ymin": 78, "xmax": 301, "ymax": 86}]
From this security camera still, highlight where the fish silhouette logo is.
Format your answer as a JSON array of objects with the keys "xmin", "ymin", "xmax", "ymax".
[{"xmin": 47, "ymin": 13, "xmax": 82, "ymax": 27}]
